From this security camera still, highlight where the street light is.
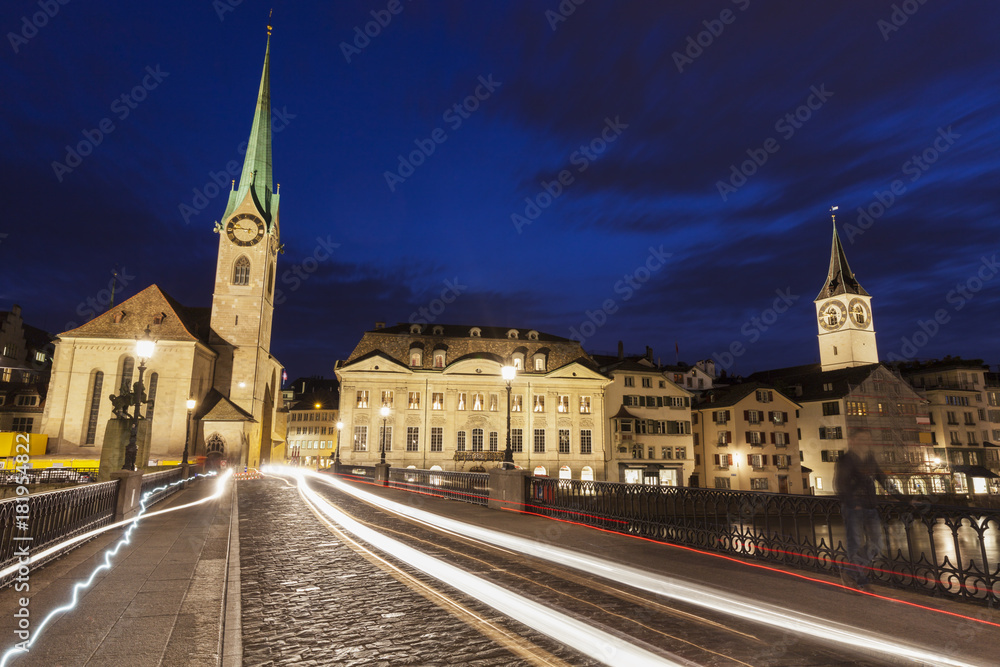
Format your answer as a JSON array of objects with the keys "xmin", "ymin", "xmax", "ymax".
[
  {"xmin": 334, "ymin": 420, "xmax": 344, "ymax": 469},
  {"xmin": 183, "ymin": 398, "xmax": 196, "ymax": 466},
  {"xmin": 123, "ymin": 326, "xmax": 155, "ymax": 471},
  {"xmin": 380, "ymin": 405, "xmax": 390, "ymax": 465},
  {"xmin": 502, "ymin": 365, "xmax": 516, "ymax": 469}
]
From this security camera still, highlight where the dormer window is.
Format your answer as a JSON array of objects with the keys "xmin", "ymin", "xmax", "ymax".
[
  {"xmin": 507, "ymin": 329, "xmax": 519, "ymax": 339},
  {"xmin": 527, "ymin": 330, "xmax": 539, "ymax": 341},
  {"xmin": 432, "ymin": 325, "xmax": 444, "ymax": 335},
  {"xmin": 112, "ymin": 311, "xmax": 126, "ymax": 324},
  {"xmin": 469, "ymin": 327, "xmax": 481, "ymax": 337},
  {"xmin": 410, "ymin": 323, "xmax": 422, "ymax": 334},
  {"xmin": 433, "ymin": 350, "xmax": 446, "ymax": 368},
  {"xmin": 410, "ymin": 350, "xmax": 422, "ymax": 367},
  {"xmin": 153, "ymin": 312, "xmax": 167, "ymax": 325},
  {"xmin": 533, "ymin": 353, "xmax": 546, "ymax": 372},
  {"xmin": 511, "ymin": 351, "xmax": 525, "ymax": 370}
]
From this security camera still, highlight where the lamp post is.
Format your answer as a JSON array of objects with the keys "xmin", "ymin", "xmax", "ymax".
[
  {"xmin": 334, "ymin": 421, "xmax": 344, "ymax": 470},
  {"xmin": 183, "ymin": 398, "xmax": 196, "ymax": 466},
  {"xmin": 123, "ymin": 326, "xmax": 155, "ymax": 471},
  {"xmin": 380, "ymin": 405, "xmax": 390, "ymax": 465},
  {"xmin": 502, "ymin": 365, "xmax": 516, "ymax": 469}
]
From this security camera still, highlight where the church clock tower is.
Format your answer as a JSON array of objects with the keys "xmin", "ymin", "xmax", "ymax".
[
  {"xmin": 815, "ymin": 210, "xmax": 878, "ymax": 371},
  {"xmin": 207, "ymin": 24, "xmax": 283, "ymax": 467}
]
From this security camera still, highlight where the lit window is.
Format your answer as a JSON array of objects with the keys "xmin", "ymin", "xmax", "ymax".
[
  {"xmin": 559, "ymin": 429, "xmax": 570, "ymax": 453},
  {"xmin": 472, "ymin": 393, "xmax": 484, "ymax": 411},
  {"xmin": 579, "ymin": 396, "xmax": 591, "ymax": 414},
  {"xmin": 458, "ymin": 393, "xmax": 466, "ymax": 411},
  {"xmin": 434, "ymin": 351, "xmax": 446, "ymax": 368},
  {"xmin": 381, "ymin": 390, "xmax": 393, "ymax": 408},
  {"xmin": 410, "ymin": 350, "xmax": 422, "ymax": 366},
  {"xmin": 408, "ymin": 392, "xmax": 420, "ymax": 409},
  {"xmin": 472, "ymin": 428, "xmax": 484, "ymax": 452},
  {"xmin": 489, "ymin": 393, "xmax": 499, "ymax": 411},
  {"xmin": 432, "ymin": 393, "xmax": 443, "ymax": 410},
  {"xmin": 457, "ymin": 431, "xmax": 466, "ymax": 451},
  {"xmin": 353, "ymin": 425, "xmax": 368, "ymax": 451},
  {"xmin": 534, "ymin": 356, "xmax": 545, "ymax": 371},
  {"xmin": 557, "ymin": 395, "xmax": 569, "ymax": 413},
  {"xmin": 512, "ymin": 395, "xmax": 522, "ymax": 412},
  {"xmin": 356, "ymin": 391, "xmax": 369, "ymax": 409},
  {"xmin": 533, "ymin": 395, "xmax": 544, "ymax": 412}
]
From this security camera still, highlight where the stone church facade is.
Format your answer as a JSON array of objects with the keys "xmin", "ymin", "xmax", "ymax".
[{"xmin": 41, "ymin": 31, "xmax": 284, "ymax": 469}]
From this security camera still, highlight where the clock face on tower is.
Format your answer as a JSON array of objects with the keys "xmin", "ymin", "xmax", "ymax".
[
  {"xmin": 818, "ymin": 299, "xmax": 847, "ymax": 331},
  {"xmin": 226, "ymin": 213, "xmax": 265, "ymax": 247},
  {"xmin": 848, "ymin": 298, "xmax": 872, "ymax": 329}
]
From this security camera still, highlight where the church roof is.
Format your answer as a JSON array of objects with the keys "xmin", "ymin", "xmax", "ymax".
[
  {"xmin": 224, "ymin": 30, "xmax": 276, "ymax": 223},
  {"xmin": 58, "ymin": 284, "xmax": 213, "ymax": 346},
  {"xmin": 746, "ymin": 363, "xmax": 884, "ymax": 402},
  {"xmin": 199, "ymin": 388, "xmax": 256, "ymax": 422},
  {"xmin": 816, "ymin": 222, "xmax": 869, "ymax": 300}
]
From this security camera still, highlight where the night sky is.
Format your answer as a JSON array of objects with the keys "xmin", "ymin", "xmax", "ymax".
[{"xmin": 2, "ymin": 1, "xmax": 998, "ymax": 381}]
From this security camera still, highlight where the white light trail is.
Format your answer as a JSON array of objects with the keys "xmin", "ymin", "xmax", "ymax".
[
  {"xmin": 280, "ymin": 467, "xmax": 688, "ymax": 667},
  {"xmin": 0, "ymin": 471, "xmax": 229, "ymax": 667},
  {"xmin": 293, "ymin": 467, "xmax": 979, "ymax": 667}
]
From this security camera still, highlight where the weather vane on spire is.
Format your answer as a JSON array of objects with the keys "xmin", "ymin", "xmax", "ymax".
[
  {"xmin": 267, "ymin": 9, "xmax": 273, "ymax": 36},
  {"xmin": 830, "ymin": 205, "xmax": 838, "ymax": 226}
]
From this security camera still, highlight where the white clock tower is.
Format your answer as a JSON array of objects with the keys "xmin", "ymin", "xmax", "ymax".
[{"xmin": 814, "ymin": 213, "xmax": 878, "ymax": 371}]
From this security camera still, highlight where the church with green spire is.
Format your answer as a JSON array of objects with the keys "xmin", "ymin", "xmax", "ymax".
[{"xmin": 41, "ymin": 31, "xmax": 285, "ymax": 471}]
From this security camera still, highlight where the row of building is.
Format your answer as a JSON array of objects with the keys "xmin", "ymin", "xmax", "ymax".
[{"xmin": 2, "ymin": 32, "xmax": 997, "ymax": 496}]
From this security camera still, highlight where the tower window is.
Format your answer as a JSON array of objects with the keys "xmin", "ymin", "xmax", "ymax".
[{"xmin": 233, "ymin": 256, "xmax": 251, "ymax": 285}]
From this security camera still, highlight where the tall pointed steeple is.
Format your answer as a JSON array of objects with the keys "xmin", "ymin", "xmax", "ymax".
[
  {"xmin": 816, "ymin": 218, "xmax": 869, "ymax": 300},
  {"xmin": 814, "ymin": 207, "xmax": 877, "ymax": 371},
  {"xmin": 224, "ymin": 25, "xmax": 274, "ymax": 222}
]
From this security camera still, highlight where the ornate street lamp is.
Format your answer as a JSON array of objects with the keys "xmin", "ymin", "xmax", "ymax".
[
  {"xmin": 183, "ymin": 398, "xmax": 196, "ymax": 465},
  {"xmin": 123, "ymin": 326, "xmax": 155, "ymax": 471},
  {"xmin": 379, "ymin": 405, "xmax": 390, "ymax": 465},
  {"xmin": 502, "ymin": 365, "xmax": 516, "ymax": 469},
  {"xmin": 334, "ymin": 420, "xmax": 344, "ymax": 469}
]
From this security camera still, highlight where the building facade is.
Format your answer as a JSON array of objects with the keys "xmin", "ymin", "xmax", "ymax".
[
  {"xmin": 595, "ymin": 355, "xmax": 695, "ymax": 485},
  {"xmin": 694, "ymin": 383, "xmax": 806, "ymax": 493},
  {"xmin": 336, "ymin": 324, "xmax": 611, "ymax": 479},
  {"xmin": 0, "ymin": 305, "xmax": 52, "ymax": 436}
]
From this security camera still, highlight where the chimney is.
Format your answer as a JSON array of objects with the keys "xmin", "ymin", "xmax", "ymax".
[
  {"xmin": 375, "ymin": 321, "xmax": 385, "ymax": 329},
  {"xmin": 617, "ymin": 341, "xmax": 624, "ymax": 360},
  {"xmin": 645, "ymin": 346, "xmax": 653, "ymax": 362}
]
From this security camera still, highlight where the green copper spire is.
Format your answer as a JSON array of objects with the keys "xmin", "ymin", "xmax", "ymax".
[
  {"xmin": 816, "ymin": 215, "xmax": 869, "ymax": 300},
  {"xmin": 226, "ymin": 30, "xmax": 273, "ymax": 221}
]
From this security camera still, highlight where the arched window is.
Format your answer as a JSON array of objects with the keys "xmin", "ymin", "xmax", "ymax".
[
  {"xmin": 145, "ymin": 373, "xmax": 158, "ymax": 423},
  {"xmin": 120, "ymin": 357, "xmax": 134, "ymax": 391},
  {"xmin": 433, "ymin": 350, "xmax": 446, "ymax": 368},
  {"xmin": 84, "ymin": 370, "xmax": 103, "ymax": 445},
  {"xmin": 559, "ymin": 465, "xmax": 572, "ymax": 480},
  {"xmin": 206, "ymin": 434, "xmax": 226, "ymax": 455},
  {"xmin": 410, "ymin": 350, "xmax": 422, "ymax": 367},
  {"xmin": 233, "ymin": 256, "xmax": 251, "ymax": 285},
  {"xmin": 581, "ymin": 466, "xmax": 594, "ymax": 481}
]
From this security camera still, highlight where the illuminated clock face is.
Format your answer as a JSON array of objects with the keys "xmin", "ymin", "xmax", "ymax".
[
  {"xmin": 848, "ymin": 298, "xmax": 872, "ymax": 329},
  {"xmin": 818, "ymin": 300, "xmax": 847, "ymax": 331},
  {"xmin": 226, "ymin": 213, "xmax": 265, "ymax": 247}
]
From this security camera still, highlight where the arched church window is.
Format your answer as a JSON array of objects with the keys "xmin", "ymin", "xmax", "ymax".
[
  {"xmin": 84, "ymin": 370, "xmax": 103, "ymax": 445},
  {"xmin": 145, "ymin": 373, "xmax": 158, "ymax": 423},
  {"xmin": 233, "ymin": 256, "xmax": 251, "ymax": 286},
  {"xmin": 206, "ymin": 434, "xmax": 226, "ymax": 454},
  {"xmin": 121, "ymin": 357, "xmax": 134, "ymax": 390}
]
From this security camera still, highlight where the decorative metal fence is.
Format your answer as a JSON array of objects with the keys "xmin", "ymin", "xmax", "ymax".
[
  {"xmin": 0, "ymin": 468, "xmax": 99, "ymax": 485},
  {"xmin": 139, "ymin": 468, "xmax": 185, "ymax": 507},
  {"xmin": 337, "ymin": 465, "xmax": 376, "ymax": 482},
  {"xmin": 526, "ymin": 477, "xmax": 1000, "ymax": 605},
  {"xmin": 388, "ymin": 468, "xmax": 490, "ymax": 506},
  {"xmin": 0, "ymin": 480, "xmax": 119, "ymax": 586}
]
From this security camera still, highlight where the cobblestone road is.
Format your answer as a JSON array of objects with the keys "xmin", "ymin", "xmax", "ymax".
[{"xmin": 238, "ymin": 477, "xmax": 594, "ymax": 666}]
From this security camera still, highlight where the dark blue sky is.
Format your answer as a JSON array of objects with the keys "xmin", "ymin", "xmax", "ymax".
[{"xmin": 2, "ymin": 1, "xmax": 998, "ymax": 380}]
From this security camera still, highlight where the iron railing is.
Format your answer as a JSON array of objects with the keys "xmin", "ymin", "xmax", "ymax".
[
  {"xmin": 139, "ymin": 468, "xmax": 185, "ymax": 507},
  {"xmin": 337, "ymin": 465, "xmax": 376, "ymax": 482},
  {"xmin": 388, "ymin": 468, "xmax": 489, "ymax": 506},
  {"xmin": 524, "ymin": 477, "xmax": 1000, "ymax": 604},
  {"xmin": 0, "ymin": 480, "xmax": 119, "ymax": 586},
  {"xmin": 0, "ymin": 468, "xmax": 99, "ymax": 485}
]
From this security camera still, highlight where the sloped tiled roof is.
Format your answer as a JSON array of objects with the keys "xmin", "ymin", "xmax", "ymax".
[
  {"xmin": 199, "ymin": 389, "xmax": 255, "ymax": 422},
  {"xmin": 58, "ymin": 285, "xmax": 213, "ymax": 346},
  {"xmin": 694, "ymin": 382, "xmax": 790, "ymax": 410},
  {"xmin": 746, "ymin": 363, "xmax": 883, "ymax": 402}
]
